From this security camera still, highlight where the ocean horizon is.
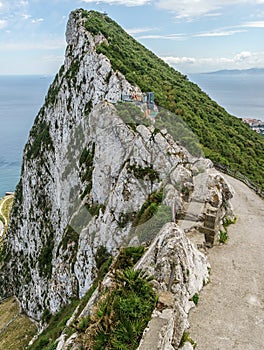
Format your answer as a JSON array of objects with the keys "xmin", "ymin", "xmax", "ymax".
[{"xmin": 0, "ymin": 73, "xmax": 264, "ymax": 198}]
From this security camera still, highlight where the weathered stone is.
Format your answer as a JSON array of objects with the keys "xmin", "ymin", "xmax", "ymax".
[
  {"xmin": 135, "ymin": 223, "xmax": 210, "ymax": 348},
  {"xmin": 181, "ymin": 341, "xmax": 194, "ymax": 350}
]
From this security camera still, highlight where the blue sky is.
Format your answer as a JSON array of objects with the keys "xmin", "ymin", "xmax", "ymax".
[{"xmin": 0, "ymin": 0, "xmax": 264, "ymax": 75}]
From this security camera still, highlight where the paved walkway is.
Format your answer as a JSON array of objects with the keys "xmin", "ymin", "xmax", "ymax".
[{"xmin": 188, "ymin": 174, "xmax": 264, "ymax": 350}]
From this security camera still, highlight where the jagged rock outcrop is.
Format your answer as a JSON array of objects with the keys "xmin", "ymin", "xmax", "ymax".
[
  {"xmin": 0, "ymin": 9, "xmax": 233, "ymax": 340},
  {"xmin": 136, "ymin": 222, "xmax": 209, "ymax": 349}
]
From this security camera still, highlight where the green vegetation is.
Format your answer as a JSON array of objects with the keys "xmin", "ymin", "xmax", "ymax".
[
  {"xmin": 66, "ymin": 206, "xmax": 92, "ymax": 237},
  {"xmin": 132, "ymin": 190, "xmax": 163, "ymax": 228},
  {"xmin": 11, "ymin": 180, "xmax": 23, "ymax": 217},
  {"xmin": 45, "ymin": 75, "xmax": 60, "ymax": 106},
  {"xmin": 191, "ymin": 292, "xmax": 199, "ymax": 306},
  {"xmin": 127, "ymin": 163, "xmax": 159, "ymax": 182},
  {"xmin": 26, "ymin": 121, "xmax": 54, "ymax": 161},
  {"xmin": 84, "ymin": 100, "xmax": 93, "ymax": 115},
  {"xmin": 65, "ymin": 59, "xmax": 80, "ymax": 86},
  {"xmin": 219, "ymin": 216, "xmax": 237, "ymax": 243},
  {"xmin": 61, "ymin": 225, "xmax": 79, "ymax": 251},
  {"xmin": 0, "ymin": 242, "xmax": 9, "ymax": 265},
  {"xmin": 29, "ymin": 248, "xmax": 145, "ymax": 350},
  {"xmin": 45, "ymin": 58, "xmax": 79, "ymax": 107},
  {"xmin": 155, "ymin": 109, "xmax": 203, "ymax": 157},
  {"xmin": 79, "ymin": 143, "xmax": 95, "ymax": 199},
  {"xmin": 219, "ymin": 229, "xmax": 229, "ymax": 244},
  {"xmin": 0, "ymin": 297, "xmax": 37, "ymax": 350},
  {"xmin": 223, "ymin": 216, "xmax": 237, "ymax": 228},
  {"xmin": 115, "ymin": 102, "xmax": 148, "ymax": 131},
  {"xmin": 58, "ymin": 224, "xmax": 79, "ymax": 269},
  {"xmin": 135, "ymin": 204, "xmax": 172, "ymax": 243},
  {"xmin": 130, "ymin": 190, "xmax": 172, "ymax": 242},
  {"xmin": 117, "ymin": 211, "xmax": 137, "ymax": 228},
  {"xmin": 2, "ymin": 246, "xmax": 148, "ymax": 350},
  {"xmin": 81, "ymin": 9, "xmax": 264, "ymax": 191},
  {"xmin": 114, "ymin": 246, "xmax": 145, "ymax": 270},
  {"xmin": 86, "ymin": 269, "xmax": 156, "ymax": 349},
  {"xmin": 29, "ymin": 254, "xmax": 113, "ymax": 350},
  {"xmin": 29, "ymin": 298, "xmax": 80, "ymax": 350},
  {"xmin": 86, "ymin": 203, "xmax": 106, "ymax": 217},
  {"xmin": 38, "ymin": 233, "xmax": 54, "ymax": 279},
  {"xmin": 179, "ymin": 331, "xmax": 197, "ymax": 348},
  {"xmin": 94, "ymin": 245, "xmax": 111, "ymax": 269},
  {"xmin": 78, "ymin": 246, "xmax": 156, "ymax": 349}
]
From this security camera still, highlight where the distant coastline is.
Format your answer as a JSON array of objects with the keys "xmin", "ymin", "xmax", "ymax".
[
  {"xmin": 242, "ymin": 118, "xmax": 264, "ymax": 135},
  {"xmin": 202, "ymin": 68, "xmax": 264, "ymax": 75}
]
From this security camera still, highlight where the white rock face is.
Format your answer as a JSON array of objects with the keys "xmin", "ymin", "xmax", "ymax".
[
  {"xmin": 0, "ymin": 9, "xmax": 234, "ymax": 326},
  {"xmin": 136, "ymin": 223, "xmax": 209, "ymax": 349}
]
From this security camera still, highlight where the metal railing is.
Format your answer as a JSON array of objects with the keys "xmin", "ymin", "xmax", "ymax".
[{"xmin": 213, "ymin": 162, "xmax": 264, "ymax": 199}]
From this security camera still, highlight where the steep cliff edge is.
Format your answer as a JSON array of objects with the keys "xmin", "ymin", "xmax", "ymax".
[{"xmin": 0, "ymin": 9, "xmax": 235, "ymax": 349}]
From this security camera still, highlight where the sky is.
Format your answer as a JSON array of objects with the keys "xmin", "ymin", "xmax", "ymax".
[{"xmin": 0, "ymin": 0, "xmax": 264, "ymax": 75}]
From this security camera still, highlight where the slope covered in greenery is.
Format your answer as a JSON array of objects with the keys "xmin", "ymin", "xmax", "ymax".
[{"xmin": 80, "ymin": 9, "xmax": 264, "ymax": 191}]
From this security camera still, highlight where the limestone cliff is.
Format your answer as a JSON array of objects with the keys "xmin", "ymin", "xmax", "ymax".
[{"xmin": 0, "ymin": 9, "xmax": 234, "ymax": 349}]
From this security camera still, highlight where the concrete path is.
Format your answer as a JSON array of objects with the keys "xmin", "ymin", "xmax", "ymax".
[{"xmin": 188, "ymin": 174, "xmax": 264, "ymax": 350}]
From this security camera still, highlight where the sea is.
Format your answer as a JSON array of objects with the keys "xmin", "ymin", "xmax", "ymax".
[
  {"xmin": 0, "ymin": 73, "xmax": 264, "ymax": 198},
  {"xmin": 0, "ymin": 75, "xmax": 53, "ymax": 198},
  {"xmin": 189, "ymin": 72, "xmax": 264, "ymax": 121}
]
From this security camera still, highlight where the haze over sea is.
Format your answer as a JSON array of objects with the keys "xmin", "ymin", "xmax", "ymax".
[{"xmin": 0, "ymin": 72, "xmax": 264, "ymax": 197}]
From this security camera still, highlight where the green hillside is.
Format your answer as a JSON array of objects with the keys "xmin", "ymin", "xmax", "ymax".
[{"xmin": 81, "ymin": 10, "xmax": 264, "ymax": 191}]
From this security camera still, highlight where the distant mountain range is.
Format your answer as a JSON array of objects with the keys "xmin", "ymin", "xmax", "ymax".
[{"xmin": 204, "ymin": 68, "xmax": 264, "ymax": 75}]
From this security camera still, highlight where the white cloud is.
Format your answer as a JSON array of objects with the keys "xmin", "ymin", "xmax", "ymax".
[
  {"xmin": 194, "ymin": 29, "xmax": 247, "ymax": 37},
  {"xmin": 155, "ymin": 1, "xmax": 264, "ymax": 20},
  {"xmin": 18, "ymin": 0, "xmax": 28, "ymax": 6},
  {"xmin": 234, "ymin": 51, "xmax": 252, "ymax": 61},
  {"xmin": 126, "ymin": 27, "xmax": 158, "ymax": 35},
  {"xmin": 242, "ymin": 20, "xmax": 264, "ymax": 27},
  {"xmin": 81, "ymin": 0, "xmax": 149, "ymax": 6},
  {"xmin": 162, "ymin": 51, "xmax": 264, "ymax": 72},
  {"xmin": 22, "ymin": 13, "xmax": 31, "ymax": 20},
  {"xmin": 163, "ymin": 56, "xmax": 196, "ymax": 64},
  {"xmin": 0, "ymin": 19, "xmax": 7, "ymax": 29},
  {"xmin": 155, "ymin": 0, "xmax": 222, "ymax": 19},
  {"xmin": 163, "ymin": 56, "xmax": 221, "ymax": 66},
  {"xmin": 137, "ymin": 27, "xmax": 247, "ymax": 40},
  {"xmin": 138, "ymin": 33, "xmax": 185, "ymax": 40},
  {"xmin": 203, "ymin": 12, "xmax": 222, "ymax": 17},
  {"xmin": 31, "ymin": 18, "xmax": 44, "ymax": 24}
]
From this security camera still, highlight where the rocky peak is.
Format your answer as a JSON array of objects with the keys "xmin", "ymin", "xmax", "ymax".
[{"xmin": 0, "ymin": 12, "xmax": 234, "ymax": 350}]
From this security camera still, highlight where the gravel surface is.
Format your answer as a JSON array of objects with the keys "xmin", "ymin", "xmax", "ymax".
[{"xmin": 188, "ymin": 174, "xmax": 264, "ymax": 350}]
